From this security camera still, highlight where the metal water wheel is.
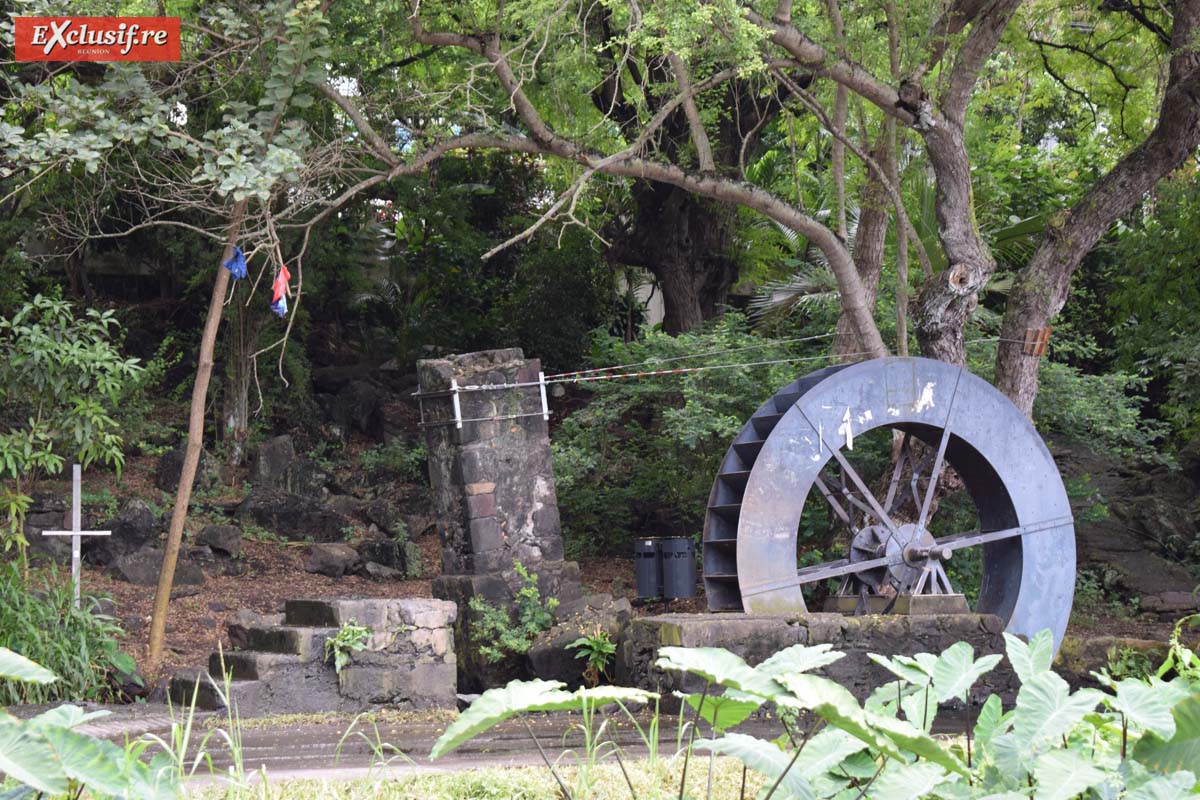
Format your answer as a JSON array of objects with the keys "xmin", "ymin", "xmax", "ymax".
[{"xmin": 702, "ymin": 357, "xmax": 1075, "ymax": 649}]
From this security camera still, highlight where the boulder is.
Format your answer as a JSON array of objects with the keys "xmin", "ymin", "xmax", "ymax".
[
  {"xmin": 283, "ymin": 459, "xmax": 330, "ymax": 498},
  {"xmin": 109, "ymin": 548, "xmax": 204, "ymax": 587},
  {"xmin": 195, "ymin": 524, "xmax": 243, "ymax": 558},
  {"xmin": 362, "ymin": 499, "xmax": 406, "ymax": 538},
  {"xmin": 527, "ymin": 593, "xmax": 632, "ymax": 689},
  {"xmin": 85, "ymin": 499, "xmax": 160, "ymax": 566},
  {"xmin": 357, "ymin": 537, "xmax": 406, "ymax": 571},
  {"xmin": 156, "ymin": 447, "xmax": 217, "ymax": 493},
  {"xmin": 400, "ymin": 513, "xmax": 436, "ymax": 538},
  {"xmin": 304, "ymin": 543, "xmax": 361, "ymax": 577},
  {"xmin": 235, "ymin": 489, "xmax": 351, "ymax": 542},
  {"xmin": 367, "ymin": 402, "xmax": 416, "ymax": 444},
  {"xmin": 332, "ymin": 380, "xmax": 383, "ymax": 436},
  {"xmin": 364, "ymin": 561, "xmax": 402, "ymax": 580},
  {"xmin": 248, "ymin": 435, "xmax": 297, "ymax": 490},
  {"xmin": 24, "ymin": 494, "xmax": 69, "ymax": 562}
]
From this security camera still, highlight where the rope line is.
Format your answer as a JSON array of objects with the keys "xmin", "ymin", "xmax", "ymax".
[
  {"xmin": 545, "ymin": 351, "xmax": 874, "ymax": 385},
  {"xmin": 545, "ymin": 331, "xmax": 839, "ymax": 379}
]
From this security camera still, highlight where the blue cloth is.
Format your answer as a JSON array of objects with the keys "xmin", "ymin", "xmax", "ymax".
[
  {"xmin": 270, "ymin": 296, "xmax": 288, "ymax": 318},
  {"xmin": 222, "ymin": 246, "xmax": 247, "ymax": 280}
]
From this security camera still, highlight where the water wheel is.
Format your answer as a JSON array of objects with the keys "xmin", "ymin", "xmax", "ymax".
[{"xmin": 702, "ymin": 357, "xmax": 1075, "ymax": 650}]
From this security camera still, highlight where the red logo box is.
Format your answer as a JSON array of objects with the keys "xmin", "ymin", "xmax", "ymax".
[{"xmin": 14, "ymin": 17, "xmax": 181, "ymax": 62}]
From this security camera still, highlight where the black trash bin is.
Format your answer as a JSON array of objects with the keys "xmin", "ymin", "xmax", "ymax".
[
  {"xmin": 660, "ymin": 537, "xmax": 697, "ymax": 599},
  {"xmin": 634, "ymin": 539, "xmax": 663, "ymax": 599}
]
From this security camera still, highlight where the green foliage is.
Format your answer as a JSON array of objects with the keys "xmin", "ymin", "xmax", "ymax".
[
  {"xmin": 468, "ymin": 561, "xmax": 559, "ymax": 664},
  {"xmin": 554, "ymin": 313, "xmax": 828, "ymax": 555},
  {"xmin": 0, "ymin": 563, "xmax": 136, "ymax": 706},
  {"xmin": 0, "ymin": 294, "xmax": 141, "ymax": 556},
  {"xmin": 323, "ymin": 620, "xmax": 371, "ymax": 676},
  {"xmin": 0, "ymin": 651, "xmax": 179, "ymax": 799},
  {"xmin": 440, "ymin": 632, "xmax": 1200, "ymax": 799},
  {"xmin": 358, "ymin": 439, "xmax": 428, "ymax": 485},
  {"xmin": 566, "ymin": 627, "xmax": 617, "ymax": 688}
]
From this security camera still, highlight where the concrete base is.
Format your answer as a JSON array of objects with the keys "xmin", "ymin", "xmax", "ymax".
[
  {"xmin": 615, "ymin": 612, "xmax": 1017, "ymax": 708},
  {"xmin": 822, "ymin": 594, "xmax": 971, "ymax": 615}
]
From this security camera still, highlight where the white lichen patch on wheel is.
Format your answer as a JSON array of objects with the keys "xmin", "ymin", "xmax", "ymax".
[{"xmin": 915, "ymin": 381, "xmax": 937, "ymax": 412}]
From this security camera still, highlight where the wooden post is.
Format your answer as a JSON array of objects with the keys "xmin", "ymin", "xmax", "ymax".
[{"xmin": 146, "ymin": 201, "xmax": 248, "ymax": 674}]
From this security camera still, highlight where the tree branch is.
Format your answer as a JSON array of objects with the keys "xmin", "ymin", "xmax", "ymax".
[{"xmin": 668, "ymin": 53, "xmax": 716, "ymax": 171}]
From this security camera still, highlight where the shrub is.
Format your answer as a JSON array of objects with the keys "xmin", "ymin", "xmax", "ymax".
[
  {"xmin": 358, "ymin": 438, "xmax": 428, "ymax": 485},
  {"xmin": 553, "ymin": 312, "xmax": 829, "ymax": 556},
  {"xmin": 0, "ymin": 562, "xmax": 137, "ymax": 705},
  {"xmin": 469, "ymin": 561, "xmax": 559, "ymax": 664}
]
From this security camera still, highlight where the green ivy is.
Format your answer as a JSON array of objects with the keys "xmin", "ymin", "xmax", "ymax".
[{"xmin": 469, "ymin": 562, "xmax": 559, "ymax": 664}]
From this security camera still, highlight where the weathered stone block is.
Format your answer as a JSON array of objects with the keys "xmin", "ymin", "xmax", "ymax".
[
  {"xmin": 465, "ymin": 493, "xmax": 497, "ymax": 519},
  {"xmin": 469, "ymin": 517, "xmax": 504, "ymax": 553}
]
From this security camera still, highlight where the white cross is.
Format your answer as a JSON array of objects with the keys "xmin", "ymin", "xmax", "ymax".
[{"xmin": 41, "ymin": 464, "xmax": 110, "ymax": 609}]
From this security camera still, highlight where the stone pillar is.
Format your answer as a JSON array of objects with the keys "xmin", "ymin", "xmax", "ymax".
[{"xmin": 417, "ymin": 349, "xmax": 581, "ymax": 689}]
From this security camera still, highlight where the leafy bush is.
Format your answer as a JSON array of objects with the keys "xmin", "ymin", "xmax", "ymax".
[
  {"xmin": 0, "ymin": 294, "xmax": 141, "ymax": 558},
  {"xmin": 435, "ymin": 631, "xmax": 1200, "ymax": 799},
  {"xmin": 469, "ymin": 561, "xmax": 559, "ymax": 664},
  {"xmin": 324, "ymin": 620, "xmax": 371, "ymax": 677},
  {"xmin": 0, "ymin": 563, "xmax": 137, "ymax": 705},
  {"xmin": 566, "ymin": 627, "xmax": 617, "ymax": 687},
  {"xmin": 553, "ymin": 313, "xmax": 830, "ymax": 555},
  {"xmin": 358, "ymin": 438, "xmax": 428, "ymax": 485},
  {"xmin": 0, "ymin": 647, "xmax": 179, "ymax": 799}
]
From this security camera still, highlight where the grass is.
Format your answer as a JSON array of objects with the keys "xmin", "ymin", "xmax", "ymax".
[{"xmin": 188, "ymin": 758, "xmax": 764, "ymax": 799}]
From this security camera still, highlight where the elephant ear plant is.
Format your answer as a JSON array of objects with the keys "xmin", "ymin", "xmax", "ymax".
[
  {"xmin": 0, "ymin": 647, "xmax": 181, "ymax": 799},
  {"xmin": 433, "ymin": 631, "xmax": 1200, "ymax": 800}
]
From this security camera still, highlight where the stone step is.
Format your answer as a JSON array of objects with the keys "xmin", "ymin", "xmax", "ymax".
[
  {"xmin": 208, "ymin": 650, "xmax": 307, "ymax": 681},
  {"xmin": 241, "ymin": 624, "xmax": 338, "ymax": 661},
  {"xmin": 168, "ymin": 667, "xmax": 259, "ymax": 712}
]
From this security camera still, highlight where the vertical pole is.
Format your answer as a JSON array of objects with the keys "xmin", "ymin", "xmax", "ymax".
[
  {"xmin": 71, "ymin": 464, "xmax": 81, "ymax": 610},
  {"xmin": 538, "ymin": 371, "xmax": 549, "ymax": 422},
  {"xmin": 450, "ymin": 378, "xmax": 462, "ymax": 429}
]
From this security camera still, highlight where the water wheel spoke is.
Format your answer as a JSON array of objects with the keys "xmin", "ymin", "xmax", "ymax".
[
  {"xmin": 812, "ymin": 475, "xmax": 854, "ymax": 530},
  {"xmin": 884, "ymin": 432, "xmax": 913, "ymax": 516},
  {"xmin": 916, "ymin": 371, "xmax": 964, "ymax": 530},
  {"xmin": 826, "ymin": 445, "xmax": 898, "ymax": 534}
]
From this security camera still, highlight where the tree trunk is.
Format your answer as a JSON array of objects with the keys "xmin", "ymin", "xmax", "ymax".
[
  {"xmin": 221, "ymin": 283, "xmax": 267, "ymax": 469},
  {"xmin": 912, "ymin": 125, "xmax": 995, "ymax": 366},
  {"xmin": 614, "ymin": 182, "xmax": 739, "ymax": 334},
  {"xmin": 995, "ymin": 1, "xmax": 1200, "ymax": 415},
  {"xmin": 147, "ymin": 201, "xmax": 247, "ymax": 675},
  {"xmin": 833, "ymin": 134, "xmax": 893, "ymax": 358}
]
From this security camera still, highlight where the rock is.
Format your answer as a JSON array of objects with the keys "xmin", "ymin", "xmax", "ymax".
[
  {"xmin": 1055, "ymin": 635, "xmax": 1170, "ymax": 688},
  {"xmin": 357, "ymin": 537, "xmax": 406, "ymax": 570},
  {"xmin": 284, "ymin": 459, "xmax": 330, "ymax": 498},
  {"xmin": 25, "ymin": 510, "xmax": 69, "ymax": 562},
  {"xmin": 327, "ymin": 494, "xmax": 363, "ymax": 518},
  {"xmin": 304, "ymin": 543, "xmax": 361, "ymax": 577},
  {"xmin": 109, "ymin": 548, "xmax": 204, "ymax": 587},
  {"xmin": 400, "ymin": 513, "xmax": 436, "ymax": 538},
  {"xmin": 156, "ymin": 447, "xmax": 217, "ymax": 493},
  {"xmin": 367, "ymin": 403, "xmax": 415, "ymax": 444},
  {"xmin": 195, "ymin": 524, "xmax": 243, "ymax": 557},
  {"xmin": 362, "ymin": 499, "xmax": 406, "ymax": 538},
  {"xmin": 1141, "ymin": 590, "xmax": 1200, "ymax": 617},
  {"xmin": 248, "ymin": 435, "xmax": 297, "ymax": 490},
  {"xmin": 86, "ymin": 499, "xmax": 160, "ymax": 566},
  {"xmin": 235, "ymin": 489, "xmax": 351, "ymax": 542},
  {"xmin": 227, "ymin": 609, "xmax": 283, "ymax": 650},
  {"xmin": 527, "ymin": 593, "xmax": 631, "ymax": 689},
  {"xmin": 364, "ymin": 561, "xmax": 401, "ymax": 580},
  {"xmin": 333, "ymin": 380, "xmax": 383, "ymax": 436}
]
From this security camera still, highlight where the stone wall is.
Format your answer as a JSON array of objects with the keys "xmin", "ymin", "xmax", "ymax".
[
  {"xmin": 417, "ymin": 349, "xmax": 582, "ymax": 690},
  {"xmin": 616, "ymin": 612, "xmax": 1019, "ymax": 708}
]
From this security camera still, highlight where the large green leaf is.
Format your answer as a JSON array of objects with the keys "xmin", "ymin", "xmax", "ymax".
[
  {"xmin": 0, "ymin": 787, "xmax": 37, "ymax": 800},
  {"xmin": 41, "ymin": 725, "xmax": 128, "ymax": 797},
  {"xmin": 1133, "ymin": 691, "xmax": 1200, "ymax": 778},
  {"xmin": 867, "ymin": 761, "xmax": 951, "ymax": 800},
  {"xmin": 1011, "ymin": 671, "xmax": 1102, "ymax": 750},
  {"xmin": 1002, "ymin": 630, "xmax": 1053, "ymax": 685},
  {"xmin": 27, "ymin": 704, "xmax": 112, "ymax": 731},
  {"xmin": 868, "ymin": 653, "xmax": 932, "ymax": 686},
  {"xmin": 1124, "ymin": 770, "xmax": 1198, "ymax": 800},
  {"xmin": 1107, "ymin": 679, "xmax": 1177, "ymax": 740},
  {"xmin": 124, "ymin": 752, "xmax": 182, "ymax": 800},
  {"xmin": 656, "ymin": 647, "xmax": 782, "ymax": 697},
  {"xmin": 932, "ymin": 642, "xmax": 1003, "ymax": 703},
  {"xmin": 775, "ymin": 673, "xmax": 907, "ymax": 763},
  {"xmin": 0, "ymin": 717, "xmax": 67, "ymax": 795},
  {"xmin": 867, "ymin": 712, "xmax": 969, "ymax": 776},
  {"xmin": 900, "ymin": 685, "xmax": 938, "ymax": 732},
  {"xmin": 570, "ymin": 686, "xmax": 658, "ymax": 709},
  {"xmin": 683, "ymin": 691, "xmax": 759, "ymax": 732},
  {"xmin": 430, "ymin": 679, "xmax": 573, "ymax": 758},
  {"xmin": 756, "ymin": 644, "xmax": 845, "ymax": 677},
  {"xmin": 1030, "ymin": 749, "xmax": 1106, "ymax": 800},
  {"xmin": 0, "ymin": 647, "xmax": 57, "ymax": 685},
  {"xmin": 694, "ymin": 733, "xmax": 815, "ymax": 800},
  {"xmin": 793, "ymin": 728, "xmax": 866, "ymax": 779},
  {"xmin": 973, "ymin": 694, "xmax": 1007, "ymax": 750}
]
